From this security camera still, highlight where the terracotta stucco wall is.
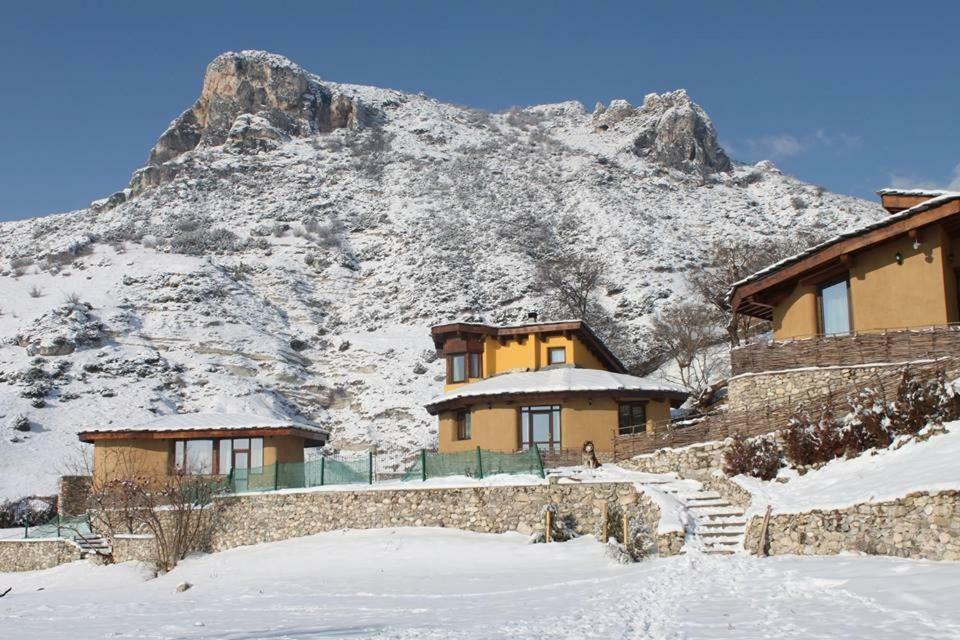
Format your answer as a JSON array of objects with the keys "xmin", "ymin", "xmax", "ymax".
[
  {"xmin": 93, "ymin": 439, "xmax": 170, "ymax": 485},
  {"xmin": 849, "ymin": 228, "xmax": 950, "ymax": 332},
  {"xmin": 438, "ymin": 397, "xmax": 674, "ymax": 453},
  {"xmin": 445, "ymin": 333, "xmax": 608, "ymax": 392},
  {"xmin": 771, "ymin": 224, "xmax": 954, "ymax": 339}
]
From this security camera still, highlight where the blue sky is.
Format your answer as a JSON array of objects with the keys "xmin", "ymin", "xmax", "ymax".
[{"xmin": 1, "ymin": 1, "xmax": 958, "ymax": 221}]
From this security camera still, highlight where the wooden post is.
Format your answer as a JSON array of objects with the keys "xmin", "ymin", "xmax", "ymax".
[
  {"xmin": 601, "ymin": 503, "xmax": 608, "ymax": 542},
  {"xmin": 622, "ymin": 514, "xmax": 630, "ymax": 552},
  {"xmin": 758, "ymin": 505, "xmax": 773, "ymax": 556},
  {"xmin": 545, "ymin": 510, "xmax": 553, "ymax": 543}
]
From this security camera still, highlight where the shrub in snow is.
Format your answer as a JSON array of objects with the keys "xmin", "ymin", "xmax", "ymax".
[
  {"xmin": 170, "ymin": 226, "xmax": 242, "ymax": 255},
  {"xmin": 723, "ymin": 434, "xmax": 782, "ymax": 480},
  {"xmin": 784, "ymin": 368, "xmax": 959, "ymax": 467},
  {"xmin": 529, "ymin": 504, "xmax": 578, "ymax": 544},
  {"xmin": 10, "ymin": 414, "xmax": 31, "ymax": 432},
  {"xmin": 28, "ymin": 285, "xmax": 43, "ymax": 298}
]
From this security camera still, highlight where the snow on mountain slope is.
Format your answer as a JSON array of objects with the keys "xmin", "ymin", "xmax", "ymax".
[{"xmin": 0, "ymin": 50, "xmax": 885, "ymax": 499}]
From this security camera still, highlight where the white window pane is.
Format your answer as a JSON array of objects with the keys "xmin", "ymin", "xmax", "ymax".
[
  {"xmin": 219, "ymin": 439, "xmax": 232, "ymax": 474},
  {"xmin": 532, "ymin": 413, "xmax": 551, "ymax": 441},
  {"xmin": 251, "ymin": 438, "xmax": 264, "ymax": 468},
  {"xmin": 185, "ymin": 440, "xmax": 213, "ymax": 474},
  {"xmin": 174, "ymin": 441, "xmax": 185, "ymax": 472},
  {"xmin": 233, "ymin": 438, "xmax": 250, "ymax": 450},
  {"xmin": 821, "ymin": 281, "xmax": 850, "ymax": 335},
  {"xmin": 549, "ymin": 348, "xmax": 566, "ymax": 364},
  {"xmin": 451, "ymin": 355, "xmax": 466, "ymax": 381}
]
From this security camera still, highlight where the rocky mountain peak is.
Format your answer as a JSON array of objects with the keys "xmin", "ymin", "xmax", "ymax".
[
  {"xmin": 593, "ymin": 89, "xmax": 731, "ymax": 175},
  {"xmin": 110, "ymin": 50, "xmax": 363, "ymax": 208}
]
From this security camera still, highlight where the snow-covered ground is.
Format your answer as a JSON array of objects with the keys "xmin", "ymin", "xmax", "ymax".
[
  {"xmin": 2, "ymin": 528, "xmax": 959, "ymax": 639},
  {"xmin": 736, "ymin": 421, "xmax": 960, "ymax": 517}
]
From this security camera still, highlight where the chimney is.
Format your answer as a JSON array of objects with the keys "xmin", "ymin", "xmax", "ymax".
[{"xmin": 527, "ymin": 311, "xmax": 539, "ymax": 323}]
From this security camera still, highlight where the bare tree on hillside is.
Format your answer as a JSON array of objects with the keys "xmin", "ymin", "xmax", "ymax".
[
  {"xmin": 650, "ymin": 302, "xmax": 727, "ymax": 394},
  {"xmin": 534, "ymin": 252, "xmax": 606, "ymax": 320}
]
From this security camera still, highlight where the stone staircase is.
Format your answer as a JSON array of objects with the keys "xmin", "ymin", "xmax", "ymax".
[
  {"xmin": 645, "ymin": 477, "xmax": 748, "ymax": 555},
  {"xmin": 71, "ymin": 534, "xmax": 112, "ymax": 558}
]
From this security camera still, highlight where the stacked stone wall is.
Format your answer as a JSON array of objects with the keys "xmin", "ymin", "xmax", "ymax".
[
  {"xmin": 744, "ymin": 490, "xmax": 960, "ymax": 560},
  {"xmin": 0, "ymin": 539, "xmax": 83, "ymax": 572}
]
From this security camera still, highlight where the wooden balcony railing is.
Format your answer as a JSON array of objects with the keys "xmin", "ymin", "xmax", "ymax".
[{"xmin": 730, "ymin": 324, "xmax": 960, "ymax": 377}]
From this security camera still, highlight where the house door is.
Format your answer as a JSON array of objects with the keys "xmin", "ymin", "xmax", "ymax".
[
  {"xmin": 520, "ymin": 405, "xmax": 562, "ymax": 452},
  {"xmin": 233, "ymin": 451, "xmax": 249, "ymax": 492}
]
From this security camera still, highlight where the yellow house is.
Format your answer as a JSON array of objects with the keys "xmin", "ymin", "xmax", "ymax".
[
  {"xmin": 424, "ymin": 320, "xmax": 688, "ymax": 454},
  {"xmin": 78, "ymin": 413, "xmax": 328, "ymax": 488},
  {"xmin": 730, "ymin": 189, "xmax": 960, "ymax": 339}
]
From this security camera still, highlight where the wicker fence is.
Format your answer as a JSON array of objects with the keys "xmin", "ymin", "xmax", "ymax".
[
  {"xmin": 613, "ymin": 357, "xmax": 957, "ymax": 460},
  {"xmin": 730, "ymin": 325, "xmax": 960, "ymax": 377}
]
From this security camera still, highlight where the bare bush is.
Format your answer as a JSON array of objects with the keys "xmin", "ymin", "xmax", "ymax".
[
  {"xmin": 64, "ymin": 292, "xmax": 82, "ymax": 305},
  {"xmin": 723, "ymin": 434, "xmax": 782, "ymax": 480},
  {"xmin": 85, "ymin": 449, "xmax": 223, "ymax": 574},
  {"xmin": 28, "ymin": 285, "xmax": 43, "ymax": 298}
]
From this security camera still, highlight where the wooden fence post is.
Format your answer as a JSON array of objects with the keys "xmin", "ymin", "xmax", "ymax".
[
  {"xmin": 601, "ymin": 503, "xmax": 608, "ymax": 542},
  {"xmin": 545, "ymin": 510, "xmax": 553, "ymax": 543}
]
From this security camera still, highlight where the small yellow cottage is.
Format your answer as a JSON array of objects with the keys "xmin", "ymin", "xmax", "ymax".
[
  {"xmin": 730, "ymin": 189, "xmax": 960, "ymax": 339},
  {"xmin": 78, "ymin": 413, "xmax": 328, "ymax": 487},
  {"xmin": 424, "ymin": 320, "xmax": 687, "ymax": 454}
]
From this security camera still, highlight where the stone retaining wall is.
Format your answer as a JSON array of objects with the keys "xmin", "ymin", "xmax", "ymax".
[
  {"xmin": 728, "ymin": 361, "xmax": 960, "ymax": 413},
  {"xmin": 744, "ymin": 490, "xmax": 960, "ymax": 560},
  {"xmin": 210, "ymin": 481, "xmax": 680, "ymax": 556},
  {"xmin": 0, "ymin": 539, "xmax": 83, "ymax": 572},
  {"xmin": 111, "ymin": 534, "xmax": 156, "ymax": 564},
  {"xmin": 619, "ymin": 440, "xmax": 731, "ymax": 479},
  {"xmin": 58, "ymin": 476, "xmax": 92, "ymax": 517}
]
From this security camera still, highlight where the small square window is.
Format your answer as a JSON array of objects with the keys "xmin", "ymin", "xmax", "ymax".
[
  {"xmin": 548, "ymin": 347, "xmax": 566, "ymax": 365},
  {"xmin": 456, "ymin": 410, "xmax": 472, "ymax": 440}
]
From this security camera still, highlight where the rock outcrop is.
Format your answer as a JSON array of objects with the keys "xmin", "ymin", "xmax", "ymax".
[
  {"xmin": 593, "ymin": 90, "xmax": 732, "ymax": 175},
  {"xmin": 121, "ymin": 50, "xmax": 363, "ymax": 202}
]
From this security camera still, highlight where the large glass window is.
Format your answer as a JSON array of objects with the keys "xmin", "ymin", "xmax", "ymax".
[
  {"xmin": 449, "ymin": 354, "xmax": 467, "ymax": 383},
  {"xmin": 618, "ymin": 402, "xmax": 648, "ymax": 435},
  {"xmin": 456, "ymin": 410, "xmax": 472, "ymax": 440},
  {"xmin": 520, "ymin": 405, "xmax": 562, "ymax": 451},
  {"xmin": 174, "ymin": 437, "xmax": 263, "ymax": 475},
  {"xmin": 819, "ymin": 278, "xmax": 851, "ymax": 335}
]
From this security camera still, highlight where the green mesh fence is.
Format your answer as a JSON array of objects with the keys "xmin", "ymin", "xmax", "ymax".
[
  {"xmin": 401, "ymin": 447, "xmax": 544, "ymax": 481},
  {"xmin": 228, "ymin": 454, "xmax": 372, "ymax": 493},
  {"xmin": 23, "ymin": 515, "xmax": 92, "ymax": 539}
]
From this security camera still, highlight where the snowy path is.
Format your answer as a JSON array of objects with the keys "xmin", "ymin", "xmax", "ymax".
[{"xmin": 3, "ymin": 528, "xmax": 960, "ymax": 639}]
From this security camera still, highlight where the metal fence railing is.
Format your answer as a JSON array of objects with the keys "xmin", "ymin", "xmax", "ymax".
[{"xmin": 21, "ymin": 515, "xmax": 93, "ymax": 539}]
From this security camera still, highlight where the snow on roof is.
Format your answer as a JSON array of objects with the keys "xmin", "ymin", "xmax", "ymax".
[
  {"xmin": 877, "ymin": 188, "xmax": 959, "ymax": 197},
  {"xmin": 424, "ymin": 367, "xmax": 686, "ymax": 411},
  {"xmin": 80, "ymin": 412, "xmax": 329, "ymax": 436},
  {"xmin": 728, "ymin": 190, "xmax": 960, "ymax": 301}
]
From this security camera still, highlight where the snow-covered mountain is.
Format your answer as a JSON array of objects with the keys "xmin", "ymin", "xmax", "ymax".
[{"xmin": 0, "ymin": 50, "xmax": 884, "ymax": 499}]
